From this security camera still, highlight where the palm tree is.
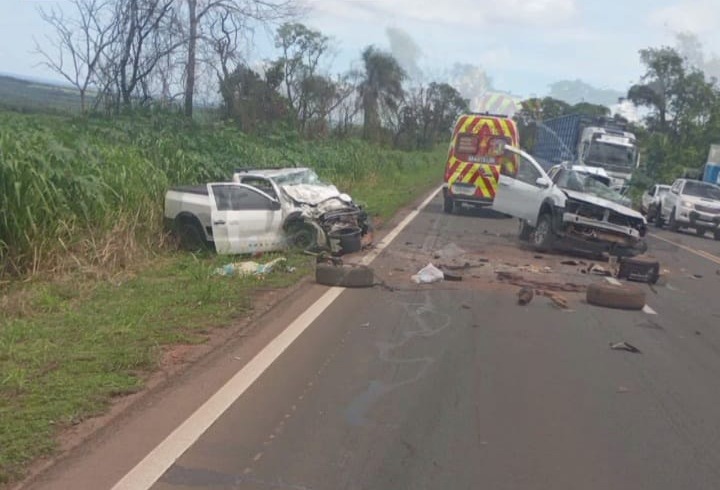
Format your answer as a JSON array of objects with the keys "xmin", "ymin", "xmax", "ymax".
[{"xmin": 358, "ymin": 46, "xmax": 406, "ymax": 141}]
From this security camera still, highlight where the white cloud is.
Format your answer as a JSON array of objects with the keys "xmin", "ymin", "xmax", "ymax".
[
  {"xmin": 308, "ymin": 0, "xmax": 577, "ymax": 27},
  {"xmin": 650, "ymin": 1, "xmax": 720, "ymax": 34}
]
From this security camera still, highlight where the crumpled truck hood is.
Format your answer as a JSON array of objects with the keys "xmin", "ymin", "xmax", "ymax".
[
  {"xmin": 563, "ymin": 189, "xmax": 644, "ymax": 221},
  {"xmin": 281, "ymin": 184, "xmax": 353, "ymax": 206}
]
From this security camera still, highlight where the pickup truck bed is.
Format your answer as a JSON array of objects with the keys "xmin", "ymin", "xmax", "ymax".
[{"xmin": 170, "ymin": 185, "xmax": 208, "ymax": 195}]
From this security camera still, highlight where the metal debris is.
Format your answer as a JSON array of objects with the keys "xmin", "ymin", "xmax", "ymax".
[
  {"xmin": 561, "ymin": 260, "xmax": 581, "ymax": 266},
  {"xmin": 609, "ymin": 341, "xmax": 642, "ymax": 354},
  {"xmin": 517, "ymin": 287, "xmax": 534, "ymax": 305}
]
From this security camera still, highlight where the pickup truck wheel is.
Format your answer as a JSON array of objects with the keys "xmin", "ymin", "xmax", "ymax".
[
  {"xmin": 714, "ymin": 230, "xmax": 720, "ymax": 241},
  {"xmin": 655, "ymin": 206, "xmax": 664, "ymax": 228},
  {"xmin": 518, "ymin": 220, "xmax": 533, "ymax": 241},
  {"xmin": 586, "ymin": 281, "xmax": 646, "ymax": 310},
  {"xmin": 443, "ymin": 195, "xmax": 454, "ymax": 214},
  {"xmin": 531, "ymin": 214, "xmax": 554, "ymax": 251},
  {"xmin": 696, "ymin": 227, "xmax": 705, "ymax": 237},
  {"xmin": 669, "ymin": 208, "xmax": 680, "ymax": 232},
  {"xmin": 287, "ymin": 223, "xmax": 317, "ymax": 250},
  {"xmin": 177, "ymin": 221, "xmax": 207, "ymax": 252}
]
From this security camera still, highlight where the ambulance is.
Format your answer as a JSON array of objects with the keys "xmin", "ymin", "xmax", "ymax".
[{"xmin": 443, "ymin": 113, "xmax": 519, "ymax": 213}]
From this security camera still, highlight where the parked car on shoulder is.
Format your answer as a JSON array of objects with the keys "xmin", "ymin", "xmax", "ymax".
[
  {"xmin": 657, "ymin": 178, "xmax": 720, "ymax": 239},
  {"xmin": 164, "ymin": 167, "xmax": 371, "ymax": 254},
  {"xmin": 640, "ymin": 184, "xmax": 671, "ymax": 222},
  {"xmin": 492, "ymin": 145, "xmax": 647, "ymax": 257}
]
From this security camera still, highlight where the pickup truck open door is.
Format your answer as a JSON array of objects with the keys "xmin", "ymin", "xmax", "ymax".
[
  {"xmin": 207, "ymin": 183, "xmax": 284, "ymax": 254},
  {"xmin": 491, "ymin": 146, "xmax": 555, "ymax": 227}
]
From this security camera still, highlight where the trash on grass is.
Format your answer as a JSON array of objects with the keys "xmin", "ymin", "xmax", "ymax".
[
  {"xmin": 609, "ymin": 341, "xmax": 642, "ymax": 354},
  {"xmin": 517, "ymin": 287, "xmax": 534, "ymax": 305},
  {"xmin": 411, "ymin": 263, "xmax": 444, "ymax": 284},
  {"xmin": 214, "ymin": 257, "xmax": 287, "ymax": 277}
]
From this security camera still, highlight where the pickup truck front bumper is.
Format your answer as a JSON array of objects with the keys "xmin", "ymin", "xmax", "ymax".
[
  {"xmin": 558, "ymin": 212, "xmax": 646, "ymax": 257},
  {"xmin": 679, "ymin": 210, "xmax": 720, "ymax": 230}
]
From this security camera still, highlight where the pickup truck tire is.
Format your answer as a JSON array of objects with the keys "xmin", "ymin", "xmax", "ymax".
[
  {"xmin": 586, "ymin": 282, "xmax": 646, "ymax": 310},
  {"xmin": 443, "ymin": 195, "xmax": 454, "ymax": 214},
  {"xmin": 315, "ymin": 263, "xmax": 374, "ymax": 288},
  {"xmin": 669, "ymin": 208, "xmax": 680, "ymax": 232},
  {"xmin": 518, "ymin": 220, "xmax": 533, "ymax": 241},
  {"xmin": 176, "ymin": 219, "xmax": 208, "ymax": 252},
  {"xmin": 655, "ymin": 206, "xmax": 664, "ymax": 228},
  {"xmin": 287, "ymin": 223, "xmax": 317, "ymax": 250},
  {"xmin": 531, "ymin": 214, "xmax": 555, "ymax": 251},
  {"xmin": 714, "ymin": 230, "xmax": 720, "ymax": 241},
  {"xmin": 696, "ymin": 227, "xmax": 705, "ymax": 237}
]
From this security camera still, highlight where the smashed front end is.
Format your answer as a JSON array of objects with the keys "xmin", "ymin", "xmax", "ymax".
[{"xmin": 559, "ymin": 197, "xmax": 647, "ymax": 256}]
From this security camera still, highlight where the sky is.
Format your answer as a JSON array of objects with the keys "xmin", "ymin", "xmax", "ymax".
[{"xmin": 2, "ymin": 0, "xmax": 720, "ymax": 100}]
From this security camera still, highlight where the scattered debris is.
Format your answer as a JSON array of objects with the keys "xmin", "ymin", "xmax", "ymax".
[
  {"xmin": 405, "ymin": 241, "xmax": 413, "ymax": 246},
  {"xmin": 609, "ymin": 341, "xmax": 642, "ymax": 354},
  {"xmin": 393, "ymin": 267, "xmax": 406, "ymax": 272},
  {"xmin": 442, "ymin": 269, "xmax": 463, "ymax": 281},
  {"xmin": 693, "ymin": 274, "xmax": 703, "ymax": 279},
  {"xmin": 315, "ymin": 263, "xmax": 375, "ymax": 288},
  {"xmin": 534, "ymin": 255, "xmax": 544, "ymax": 259},
  {"xmin": 477, "ymin": 258, "xmax": 490, "ymax": 263},
  {"xmin": 495, "ymin": 271, "xmax": 587, "ymax": 293},
  {"xmin": 461, "ymin": 304, "xmax": 471, "ymax": 309},
  {"xmin": 561, "ymin": 260, "xmax": 580, "ymax": 266},
  {"xmin": 695, "ymin": 330, "xmax": 702, "ymax": 336},
  {"xmin": 214, "ymin": 257, "xmax": 287, "ymax": 277},
  {"xmin": 411, "ymin": 263, "xmax": 445, "ymax": 284},
  {"xmin": 472, "ymin": 324, "xmax": 480, "ymax": 328},
  {"xmin": 434, "ymin": 243, "xmax": 467, "ymax": 261},
  {"xmin": 360, "ymin": 322, "xmax": 371, "ymax": 328},
  {"xmin": 441, "ymin": 262, "xmax": 472, "ymax": 271},
  {"xmin": 544, "ymin": 292, "xmax": 570, "ymax": 309},
  {"xmin": 517, "ymin": 287, "xmax": 534, "ymax": 305},
  {"xmin": 589, "ymin": 264, "xmax": 611, "ymax": 277},
  {"xmin": 717, "ymin": 269, "xmax": 720, "ymax": 275},
  {"xmin": 617, "ymin": 386, "xmax": 631, "ymax": 394}
]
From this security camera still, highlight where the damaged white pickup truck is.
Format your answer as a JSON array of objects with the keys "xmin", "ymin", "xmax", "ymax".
[
  {"xmin": 492, "ymin": 146, "xmax": 648, "ymax": 257},
  {"xmin": 164, "ymin": 167, "xmax": 370, "ymax": 255}
]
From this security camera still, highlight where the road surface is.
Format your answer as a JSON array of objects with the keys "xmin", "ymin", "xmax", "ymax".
[{"xmin": 25, "ymin": 191, "xmax": 720, "ymax": 490}]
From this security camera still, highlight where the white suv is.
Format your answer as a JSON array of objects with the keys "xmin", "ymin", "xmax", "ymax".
[{"xmin": 657, "ymin": 179, "xmax": 720, "ymax": 239}]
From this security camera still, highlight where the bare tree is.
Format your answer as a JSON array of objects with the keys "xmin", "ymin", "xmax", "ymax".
[
  {"xmin": 35, "ymin": 0, "xmax": 119, "ymax": 112},
  {"xmin": 183, "ymin": 0, "xmax": 297, "ymax": 118}
]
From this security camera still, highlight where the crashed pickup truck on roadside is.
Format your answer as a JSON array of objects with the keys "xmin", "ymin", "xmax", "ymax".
[
  {"xmin": 492, "ymin": 146, "xmax": 648, "ymax": 257},
  {"xmin": 164, "ymin": 167, "xmax": 370, "ymax": 254}
]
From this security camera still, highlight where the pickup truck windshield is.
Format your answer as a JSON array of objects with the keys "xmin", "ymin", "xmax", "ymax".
[
  {"xmin": 587, "ymin": 142, "xmax": 636, "ymax": 170},
  {"xmin": 555, "ymin": 169, "xmax": 629, "ymax": 205},
  {"xmin": 684, "ymin": 181, "xmax": 720, "ymax": 200},
  {"xmin": 273, "ymin": 169, "xmax": 325, "ymax": 186}
]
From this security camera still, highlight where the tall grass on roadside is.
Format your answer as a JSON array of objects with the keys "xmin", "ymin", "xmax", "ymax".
[{"xmin": 0, "ymin": 111, "xmax": 443, "ymax": 277}]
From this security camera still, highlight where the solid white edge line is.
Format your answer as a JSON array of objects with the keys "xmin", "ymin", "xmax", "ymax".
[{"xmin": 111, "ymin": 185, "xmax": 443, "ymax": 490}]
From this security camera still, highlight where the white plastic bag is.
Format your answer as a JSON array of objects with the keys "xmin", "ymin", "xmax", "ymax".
[{"xmin": 411, "ymin": 263, "xmax": 444, "ymax": 284}]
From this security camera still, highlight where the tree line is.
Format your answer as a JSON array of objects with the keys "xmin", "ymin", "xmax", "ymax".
[{"xmin": 35, "ymin": 1, "xmax": 469, "ymax": 150}]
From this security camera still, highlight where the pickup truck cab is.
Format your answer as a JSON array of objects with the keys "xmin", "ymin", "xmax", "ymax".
[
  {"xmin": 164, "ymin": 167, "xmax": 370, "ymax": 254},
  {"xmin": 657, "ymin": 179, "xmax": 720, "ymax": 239},
  {"xmin": 640, "ymin": 184, "xmax": 670, "ymax": 222},
  {"xmin": 492, "ymin": 146, "xmax": 647, "ymax": 256}
]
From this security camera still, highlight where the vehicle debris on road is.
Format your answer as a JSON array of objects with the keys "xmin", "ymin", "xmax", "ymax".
[
  {"xmin": 517, "ymin": 287, "xmax": 534, "ymax": 305},
  {"xmin": 411, "ymin": 263, "xmax": 445, "ymax": 284},
  {"xmin": 609, "ymin": 341, "xmax": 642, "ymax": 354}
]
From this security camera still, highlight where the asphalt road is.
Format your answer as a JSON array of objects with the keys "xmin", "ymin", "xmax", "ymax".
[{"xmin": 25, "ymin": 192, "xmax": 720, "ymax": 490}]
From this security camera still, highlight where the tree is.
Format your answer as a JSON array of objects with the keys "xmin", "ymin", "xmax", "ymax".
[
  {"xmin": 35, "ymin": 0, "xmax": 119, "ymax": 112},
  {"xmin": 183, "ymin": 0, "xmax": 296, "ymax": 118},
  {"xmin": 627, "ymin": 47, "xmax": 685, "ymax": 132},
  {"xmin": 358, "ymin": 46, "xmax": 406, "ymax": 142},
  {"xmin": 219, "ymin": 63, "xmax": 288, "ymax": 132}
]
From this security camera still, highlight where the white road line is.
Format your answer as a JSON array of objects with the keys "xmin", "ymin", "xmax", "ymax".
[
  {"xmin": 649, "ymin": 232, "xmax": 720, "ymax": 266},
  {"xmin": 111, "ymin": 186, "xmax": 443, "ymax": 490}
]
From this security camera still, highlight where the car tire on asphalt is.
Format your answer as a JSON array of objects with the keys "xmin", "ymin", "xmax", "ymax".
[
  {"xmin": 518, "ymin": 219, "xmax": 533, "ymax": 241},
  {"xmin": 669, "ymin": 208, "xmax": 680, "ymax": 232},
  {"xmin": 315, "ymin": 263, "xmax": 375, "ymax": 288},
  {"xmin": 443, "ymin": 195, "xmax": 454, "ymax": 214},
  {"xmin": 532, "ymin": 213, "xmax": 555, "ymax": 251},
  {"xmin": 586, "ymin": 281, "xmax": 646, "ymax": 310}
]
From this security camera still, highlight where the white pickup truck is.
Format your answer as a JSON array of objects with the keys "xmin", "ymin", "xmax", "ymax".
[
  {"xmin": 492, "ymin": 146, "xmax": 648, "ymax": 257},
  {"xmin": 164, "ymin": 167, "xmax": 370, "ymax": 254},
  {"xmin": 657, "ymin": 178, "xmax": 720, "ymax": 239}
]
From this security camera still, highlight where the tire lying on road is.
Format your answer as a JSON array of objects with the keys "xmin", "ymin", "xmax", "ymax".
[
  {"xmin": 315, "ymin": 263, "xmax": 375, "ymax": 288},
  {"xmin": 586, "ymin": 281, "xmax": 646, "ymax": 310}
]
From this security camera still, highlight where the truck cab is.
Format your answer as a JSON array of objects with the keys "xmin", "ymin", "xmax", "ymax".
[{"xmin": 577, "ymin": 126, "xmax": 638, "ymax": 191}]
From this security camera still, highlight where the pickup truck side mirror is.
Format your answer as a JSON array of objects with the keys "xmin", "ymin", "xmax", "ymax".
[
  {"xmin": 535, "ymin": 176, "xmax": 552, "ymax": 188},
  {"xmin": 270, "ymin": 199, "xmax": 281, "ymax": 211}
]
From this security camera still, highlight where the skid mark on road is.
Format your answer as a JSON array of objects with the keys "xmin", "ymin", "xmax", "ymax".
[{"xmin": 344, "ymin": 291, "xmax": 452, "ymax": 427}]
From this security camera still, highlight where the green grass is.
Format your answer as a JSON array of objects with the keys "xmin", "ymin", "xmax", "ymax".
[{"xmin": 0, "ymin": 107, "xmax": 445, "ymax": 484}]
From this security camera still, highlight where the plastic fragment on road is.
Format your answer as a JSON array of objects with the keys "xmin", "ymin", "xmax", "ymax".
[
  {"xmin": 214, "ymin": 257, "xmax": 287, "ymax": 277},
  {"xmin": 433, "ymin": 243, "xmax": 467, "ymax": 260},
  {"xmin": 411, "ymin": 263, "xmax": 444, "ymax": 284},
  {"xmin": 609, "ymin": 341, "xmax": 642, "ymax": 354}
]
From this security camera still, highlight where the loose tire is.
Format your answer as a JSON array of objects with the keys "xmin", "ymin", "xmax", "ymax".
[
  {"xmin": 669, "ymin": 208, "xmax": 680, "ymax": 232},
  {"xmin": 586, "ymin": 282, "xmax": 646, "ymax": 310},
  {"xmin": 443, "ymin": 195, "xmax": 454, "ymax": 214},
  {"xmin": 315, "ymin": 263, "xmax": 374, "ymax": 288},
  {"xmin": 532, "ymin": 213, "xmax": 555, "ymax": 251}
]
